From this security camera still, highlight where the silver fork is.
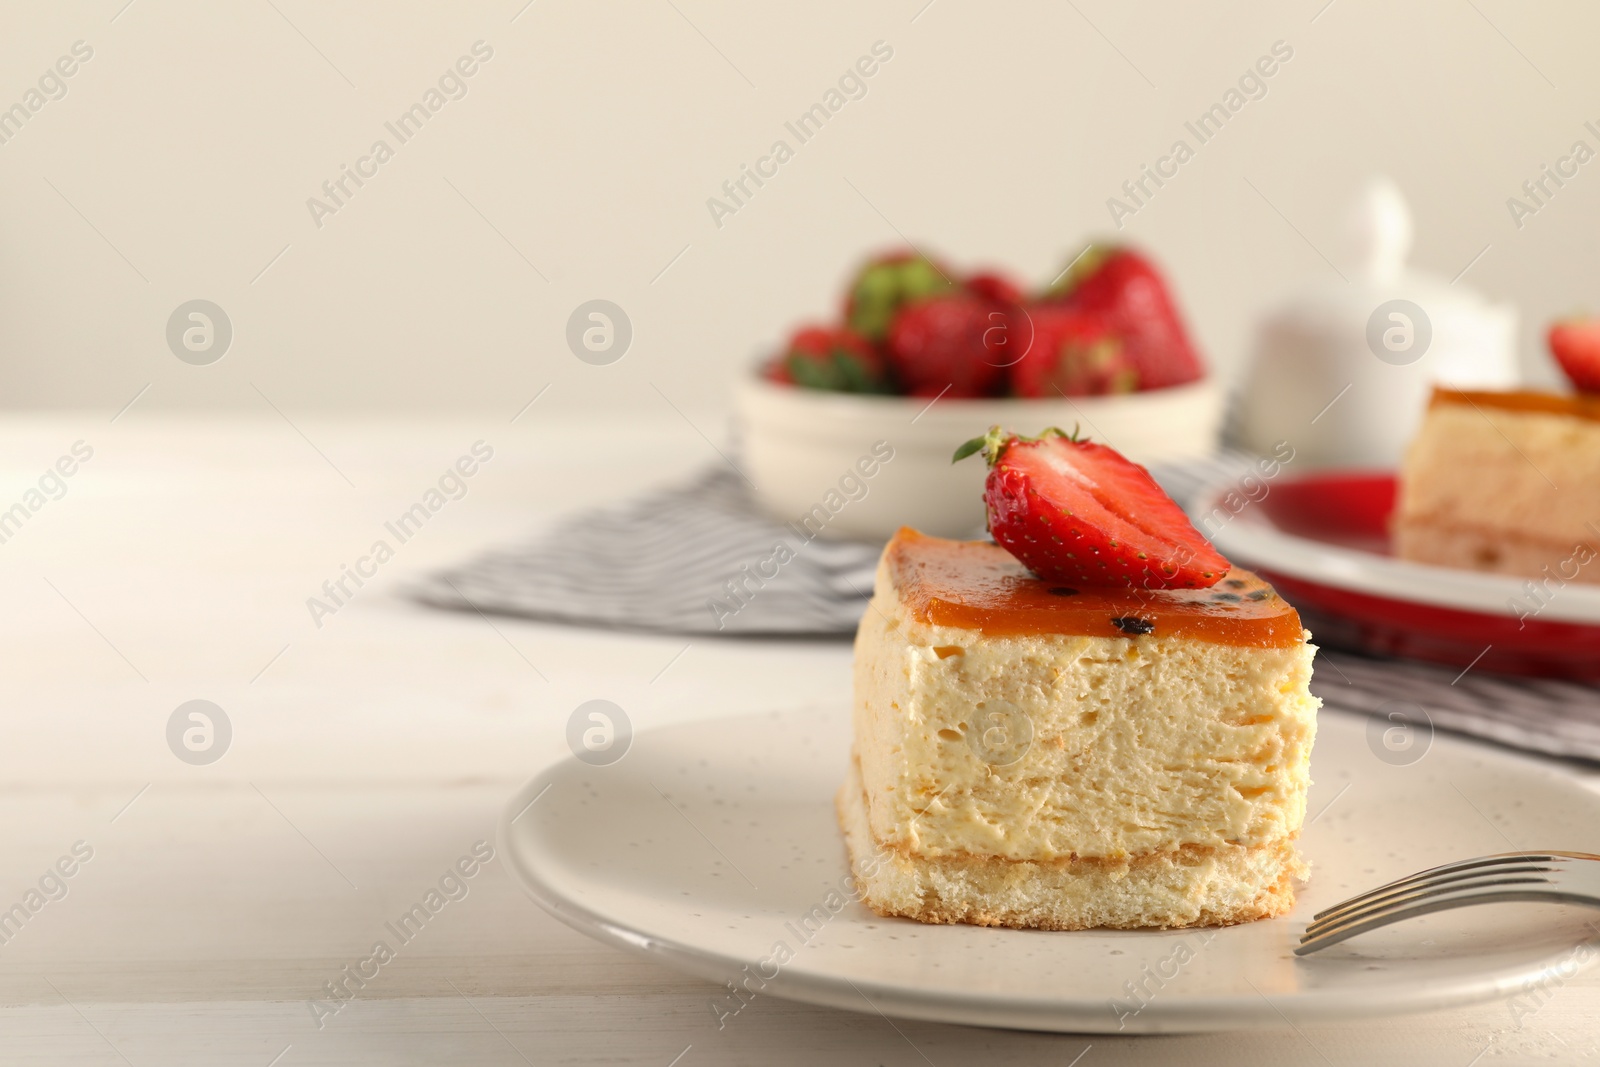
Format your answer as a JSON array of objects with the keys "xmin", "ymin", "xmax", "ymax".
[{"xmin": 1296, "ymin": 851, "xmax": 1600, "ymax": 956}]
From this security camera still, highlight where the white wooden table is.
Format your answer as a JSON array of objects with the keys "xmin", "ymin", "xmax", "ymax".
[{"xmin": 2, "ymin": 412, "xmax": 1595, "ymax": 1065}]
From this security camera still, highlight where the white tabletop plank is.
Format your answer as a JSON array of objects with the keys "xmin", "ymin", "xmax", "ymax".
[{"xmin": 1, "ymin": 414, "xmax": 1595, "ymax": 1064}]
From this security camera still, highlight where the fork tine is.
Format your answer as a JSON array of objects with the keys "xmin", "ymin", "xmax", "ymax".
[
  {"xmin": 1310, "ymin": 853, "xmax": 1561, "ymax": 921},
  {"xmin": 1303, "ymin": 872, "xmax": 1555, "ymax": 943},
  {"xmin": 1306, "ymin": 863, "xmax": 1560, "ymax": 934},
  {"xmin": 1307, "ymin": 874, "xmax": 1556, "ymax": 938},
  {"xmin": 1296, "ymin": 882, "xmax": 1576, "ymax": 956}
]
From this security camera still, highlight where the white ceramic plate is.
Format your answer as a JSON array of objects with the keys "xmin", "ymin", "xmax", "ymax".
[{"xmin": 501, "ymin": 706, "xmax": 1600, "ymax": 1033}]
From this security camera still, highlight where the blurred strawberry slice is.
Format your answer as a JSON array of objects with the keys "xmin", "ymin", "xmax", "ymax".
[{"xmin": 1549, "ymin": 318, "xmax": 1600, "ymax": 393}]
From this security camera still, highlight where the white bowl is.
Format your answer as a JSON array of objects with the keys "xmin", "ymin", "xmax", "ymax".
[{"xmin": 735, "ymin": 375, "xmax": 1223, "ymax": 541}]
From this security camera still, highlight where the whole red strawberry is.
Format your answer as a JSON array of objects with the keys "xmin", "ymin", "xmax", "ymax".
[
  {"xmin": 843, "ymin": 251, "xmax": 956, "ymax": 342},
  {"xmin": 1043, "ymin": 245, "xmax": 1204, "ymax": 390},
  {"xmin": 964, "ymin": 271, "xmax": 1025, "ymax": 307},
  {"xmin": 764, "ymin": 325, "xmax": 890, "ymax": 393},
  {"xmin": 1549, "ymin": 318, "xmax": 1600, "ymax": 393},
  {"xmin": 953, "ymin": 426, "xmax": 1229, "ymax": 589},
  {"xmin": 1011, "ymin": 305, "xmax": 1138, "ymax": 398},
  {"xmin": 885, "ymin": 294, "xmax": 1010, "ymax": 397}
]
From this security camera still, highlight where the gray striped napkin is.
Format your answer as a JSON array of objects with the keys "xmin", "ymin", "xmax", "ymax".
[
  {"xmin": 411, "ymin": 453, "xmax": 1600, "ymax": 762},
  {"xmin": 410, "ymin": 465, "xmax": 881, "ymax": 636},
  {"xmin": 1310, "ymin": 649, "xmax": 1600, "ymax": 764}
]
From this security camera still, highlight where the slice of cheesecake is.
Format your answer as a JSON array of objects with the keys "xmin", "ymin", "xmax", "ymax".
[
  {"xmin": 1395, "ymin": 388, "xmax": 1600, "ymax": 581},
  {"xmin": 839, "ymin": 527, "xmax": 1319, "ymax": 931}
]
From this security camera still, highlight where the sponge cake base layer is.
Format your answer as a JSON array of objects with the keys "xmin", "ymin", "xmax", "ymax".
[
  {"xmin": 1393, "ymin": 515, "xmax": 1598, "ymax": 584},
  {"xmin": 838, "ymin": 760, "xmax": 1302, "ymax": 931}
]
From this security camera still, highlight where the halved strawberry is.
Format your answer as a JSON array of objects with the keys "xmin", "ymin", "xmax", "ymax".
[
  {"xmin": 1549, "ymin": 317, "xmax": 1600, "ymax": 393},
  {"xmin": 765, "ymin": 325, "xmax": 890, "ymax": 392},
  {"xmin": 953, "ymin": 426, "xmax": 1228, "ymax": 589}
]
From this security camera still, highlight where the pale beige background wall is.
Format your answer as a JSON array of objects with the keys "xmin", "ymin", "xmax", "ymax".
[{"xmin": 0, "ymin": 0, "xmax": 1594, "ymax": 416}]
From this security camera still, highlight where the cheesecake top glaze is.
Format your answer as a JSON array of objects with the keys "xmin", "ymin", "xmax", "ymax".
[
  {"xmin": 1431, "ymin": 386, "xmax": 1600, "ymax": 423},
  {"xmin": 886, "ymin": 528, "xmax": 1304, "ymax": 648}
]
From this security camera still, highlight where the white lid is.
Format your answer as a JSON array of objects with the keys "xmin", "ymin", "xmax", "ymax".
[
  {"xmin": 1347, "ymin": 175, "xmax": 1412, "ymax": 285},
  {"xmin": 1265, "ymin": 176, "xmax": 1513, "ymax": 342},
  {"xmin": 1235, "ymin": 177, "xmax": 1519, "ymax": 468}
]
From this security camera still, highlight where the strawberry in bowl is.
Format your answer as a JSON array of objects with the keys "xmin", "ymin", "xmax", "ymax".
[
  {"xmin": 1041, "ymin": 244, "xmax": 1205, "ymax": 391},
  {"xmin": 884, "ymin": 292, "xmax": 1012, "ymax": 398},
  {"xmin": 1009, "ymin": 306, "xmax": 1138, "ymax": 398},
  {"xmin": 764, "ymin": 325, "xmax": 892, "ymax": 394},
  {"xmin": 843, "ymin": 251, "xmax": 957, "ymax": 343}
]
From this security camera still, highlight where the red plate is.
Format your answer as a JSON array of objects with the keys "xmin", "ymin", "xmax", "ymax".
[{"xmin": 1197, "ymin": 471, "xmax": 1600, "ymax": 682}]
